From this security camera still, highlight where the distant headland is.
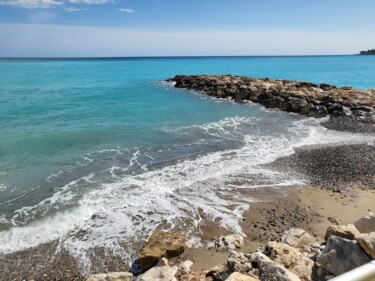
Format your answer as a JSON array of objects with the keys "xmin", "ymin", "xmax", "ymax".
[{"xmin": 359, "ymin": 49, "xmax": 375, "ymax": 55}]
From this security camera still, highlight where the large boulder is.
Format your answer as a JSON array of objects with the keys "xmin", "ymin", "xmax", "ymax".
[
  {"xmin": 316, "ymin": 236, "xmax": 372, "ymax": 276},
  {"xmin": 86, "ymin": 272, "xmax": 133, "ymax": 281},
  {"xmin": 356, "ymin": 232, "xmax": 375, "ymax": 259},
  {"xmin": 263, "ymin": 241, "xmax": 313, "ymax": 281},
  {"xmin": 139, "ymin": 231, "xmax": 187, "ymax": 272},
  {"xmin": 286, "ymin": 98, "xmax": 309, "ymax": 114},
  {"xmin": 282, "ymin": 228, "xmax": 312, "ymax": 247},
  {"xmin": 249, "ymin": 252, "xmax": 301, "ymax": 281},
  {"xmin": 136, "ymin": 258, "xmax": 178, "ymax": 281},
  {"xmin": 324, "ymin": 224, "xmax": 360, "ymax": 241},
  {"xmin": 354, "ymin": 213, "xmax": 375, "ymax": 233},
  {"xmin": 207, "ymin": 234, "xmax": 244, "ymax": 250}
]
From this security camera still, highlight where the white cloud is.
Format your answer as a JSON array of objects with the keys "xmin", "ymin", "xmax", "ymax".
[
  {"xmin": 0, "ymin": 0, "xmax": 62, "ymax": 9},
  {"xmin": 119, "ymin": 8, "xmax": 134, "ymax": 14},
  {"xmin": 1, "ymin": 23, "xmax": 375, "ymax": 57},
  {"xmin": 64, "ymin": 6, "xmax": 87, "ymax": 11}
]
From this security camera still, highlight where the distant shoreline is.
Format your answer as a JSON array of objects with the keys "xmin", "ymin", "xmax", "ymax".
[{"xmin": 0, "ymin": 54, "xmax": 362, "ymax": 62}]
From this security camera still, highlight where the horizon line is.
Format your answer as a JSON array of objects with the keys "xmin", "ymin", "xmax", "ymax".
[{"xmin": 0, "ymin": 54, "xmax": 362, "ymax": 61}]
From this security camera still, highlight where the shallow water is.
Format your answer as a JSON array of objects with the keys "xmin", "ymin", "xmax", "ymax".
[{"xmin": 0, "ymin": 56, "xmax": 375, "ymax": 270}]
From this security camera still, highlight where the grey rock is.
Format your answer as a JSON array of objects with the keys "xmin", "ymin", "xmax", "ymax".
[
  {"xmin": 227, "ymin": 250, "xmax": 253, "ymax": 274},
  {"xmin": 282, "ymin": 228, "xmax": 312, "ymax": 247},
  {"xmin": 308, "ymin": 105, "xmax": 328, "ymax": 118},
  {"xmin": 316, "ymin": 236, "xmax": 371, "ymax": 276},
  {"xmin": 354, "ymin": 213, "xmax": 375, "ymax": 233},
  {"xmin": 249, "ymin": 252, "xmax": 301, "ymax": 281}
]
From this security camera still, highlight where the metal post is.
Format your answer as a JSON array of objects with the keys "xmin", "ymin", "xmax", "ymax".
[{"xmin": 330, "ymin": 261, "xmax": 375, "ymax": 281}]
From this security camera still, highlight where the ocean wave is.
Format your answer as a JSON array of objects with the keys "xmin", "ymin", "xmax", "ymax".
[{"xmin": 0, "ymin": 116, "xmax": 373, "ymax": 273}]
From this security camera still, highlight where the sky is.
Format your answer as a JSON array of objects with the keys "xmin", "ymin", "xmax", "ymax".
[{"xmin": 1, "ymin": 0, "xmax": 375, "ymax": 57}]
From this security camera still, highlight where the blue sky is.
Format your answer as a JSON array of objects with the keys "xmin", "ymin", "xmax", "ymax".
[{"xmin": 1, "ymin": 0, "xmax": 375, "ymax": 57}]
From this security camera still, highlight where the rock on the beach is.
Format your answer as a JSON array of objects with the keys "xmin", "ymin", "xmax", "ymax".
[
  {"xmin": 354, "ymin": 213, "xmax": 375, "ymax": 233},
  {"xmin": 227, "ymin": 250, "xmax": 253, "ymax": 274},
  {"xmin": 207, "ymin": 263, "xmax": 229, "ymax": 280},
  {"xmin": 139, "ymin": 231, "xmax": 187, "ymax": 271},
  {"xmin": 136, "ymin": 258, "xmax": 178, "ymax": 281},
  {"xmin": 263, "ymin": 241, "xmax": 313, "ymax": 281},
  {"xmin": 207, "ymin": 234, "xmax": 244, "ymax": 250},
  {"xmin": 356, "ymin": 232, "xmax": 375, "ymax": 259},
  {"xmin": 316, "ymin": 236, "xmax": 372, "ymax": 276},
  {"xmin": 282, "ymin": 228, "xmax": 312, "ymax": 247},
  {"xmin": 179, "ymin": 271, "xmax": 208, "ymax": 281},
  {"xmin": 86, "ymin": 272, "xmax": 133, "ymax": 281},
  {"xmin": 226, "ymin": 272, "xmax": 260, "ymax": 281},
  {"xmin": 249, "ymin": 252, "xmax": 301, "ymax": 281},
  {"xmin": 176, "ymin": 260, "xmax": 193, "ymax": 277},
  {"xmin": 324, "ymin": 224, "xmax": 360, "ymax": 241},
  {"xmin": 308, "ymin": 105, "xmax": 328, "ymax": 118}
]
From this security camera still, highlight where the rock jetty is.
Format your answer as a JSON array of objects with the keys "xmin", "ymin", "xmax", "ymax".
[{"xmin": 166, "ymin": 75, "xmax": 375, "ymax": 123}]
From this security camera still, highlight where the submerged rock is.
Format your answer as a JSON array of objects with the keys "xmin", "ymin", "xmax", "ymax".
[{"xmin": 139, "ymin": 231, "xmax": 188, "ymax": 272}]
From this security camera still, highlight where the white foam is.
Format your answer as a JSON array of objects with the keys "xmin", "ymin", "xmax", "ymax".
[
  {"xmin": 0, "ymin": 116, "xmax": 373, "ymax": 273},
  {"xmin": 0, "ymin": 184, "xmax": 7, "ymax": 192}
]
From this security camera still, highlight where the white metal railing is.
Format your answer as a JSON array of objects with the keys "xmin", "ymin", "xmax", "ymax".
[{"xmin": 330, "ymin": 261, "xmax": 375, "ymax": 281}]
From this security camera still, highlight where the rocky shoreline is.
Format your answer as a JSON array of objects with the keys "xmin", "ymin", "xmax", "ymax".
[{"xmin": 166, "ymin": 75, "xmax": 375, "ymax": 125}]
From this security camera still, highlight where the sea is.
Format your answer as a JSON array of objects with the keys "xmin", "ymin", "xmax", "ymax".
[{"xmin": 0, "ymin": 55, "xmax": 374, "ymax": 271}]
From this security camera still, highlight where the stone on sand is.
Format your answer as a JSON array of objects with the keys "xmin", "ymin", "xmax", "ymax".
[
  {"xmin": 324, "ymin": 224, "xmax": 360, "ymax": 241},
  {"xmin": 139, "ymin": 231, "xmax": 187, "ymax": 271}
]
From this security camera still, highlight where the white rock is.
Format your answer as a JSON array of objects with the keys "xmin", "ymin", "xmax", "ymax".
[
  {"xmin": 135, "ymin": 261, "xmax": 178, "ymax": 281},
  {"xmin": 282, "ymin": 228, "xmax": 312, "ymax": 247},
  {"xmin": 249, "ymin": 252, "xmax": 301, "ymax": 281},
  {"xmin": 354, "ymin": 213, "xmax": 375, "ymax": 233},
  {"xmin": 207, "ymin": 234, "xmax": 244, "ymax": 250},
  {"xmin": 176, "ymin": 260, "xmax": 193, "ymax": 277},
  {"xmin": 227, "ymin": 250, "xmax": 253, "ymax": 274},
  {"xmin": 86, "ymin": 272, "xmax": 133, "ymax": 281},
  {"xmin": 226, "ymin": 272, "xmax": 259, "ymax": 281},
  {"xmin": 263, "ymin": 241, "xmax": 313, "ymax": 281}
]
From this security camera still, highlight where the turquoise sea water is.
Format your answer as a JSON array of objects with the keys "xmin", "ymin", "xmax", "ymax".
[{"xmin": 0, "ymin": 56, "xmax": 375, "ymax": 268}]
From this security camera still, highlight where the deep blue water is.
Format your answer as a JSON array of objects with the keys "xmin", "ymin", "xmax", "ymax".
[{"xmin": 0, "ymin": 55, "xmax": 374, "ymax": 265}]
